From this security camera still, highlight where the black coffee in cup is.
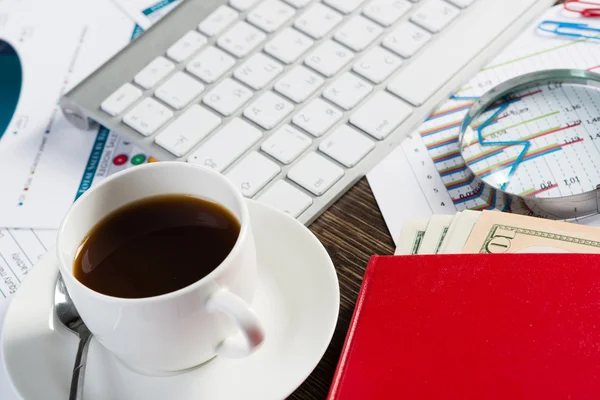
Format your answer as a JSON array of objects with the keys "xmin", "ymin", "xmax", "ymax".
[{"xmin": 73, "ymin": 194, "xmax": 240, "ymax": 298}]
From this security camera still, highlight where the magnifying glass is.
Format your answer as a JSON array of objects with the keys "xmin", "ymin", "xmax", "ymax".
[{"xmin": 458, "ymin": 69, "xmax": 600, "ymax": 220}]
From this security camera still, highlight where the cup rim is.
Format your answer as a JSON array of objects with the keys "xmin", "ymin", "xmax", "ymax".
[{"xmin": 56, "ymin": 161, "xmax": 250, "ymax": 304}]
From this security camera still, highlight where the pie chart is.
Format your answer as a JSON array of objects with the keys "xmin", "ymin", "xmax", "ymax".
[{"xmin": 0, "ymin": 39, "xmax": 22, "ymax": 141}]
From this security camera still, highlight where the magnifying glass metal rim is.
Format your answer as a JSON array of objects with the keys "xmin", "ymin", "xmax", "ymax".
[{"xmin": 457, "ymin": 69, "xmax": 600, "ymax": 220}]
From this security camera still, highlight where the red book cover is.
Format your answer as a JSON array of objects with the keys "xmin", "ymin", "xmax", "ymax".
[{"xmin": 328, "ymin": 254, "xmax": 600, "ymax": 400}]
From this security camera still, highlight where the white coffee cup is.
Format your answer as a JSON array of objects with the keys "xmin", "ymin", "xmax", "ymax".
[{"xmin": 56, "ymin": 162, "xmax": 265, "ymax": 375}]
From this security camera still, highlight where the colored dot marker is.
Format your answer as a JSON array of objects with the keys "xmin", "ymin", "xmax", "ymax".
[
  {"xmin": 113, "ymin": 154, "xmax": 128, "ymax": 166},
  {"xmin": 18, "ymin": 203, "xmax": 23, "ymax": 206},
  {"xmin": 148, "ymin": 156, "xmax": 159, "ymax": 163},
  {"xmin": 131, "ymin": 154, "xmax": 146, "ymax": 165}
]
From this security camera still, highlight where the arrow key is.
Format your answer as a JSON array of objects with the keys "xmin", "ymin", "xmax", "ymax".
[{"xmin": 226, "ymin": 152, "xmax": 281, "ymax": 197}]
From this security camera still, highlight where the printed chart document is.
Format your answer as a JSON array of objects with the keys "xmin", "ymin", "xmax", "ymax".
[
  {"xmin": 0, "ymin": 0, "xmax": 134, "ymax": 228},
  {"xmin": 0, "ymin": 0, "xmax": 181, "ymax": 229},
  {"xmin": 367, "ymin": 5, "xmax": 600, "ymax": 244},
  {"xmin": 0, "ymin": 1, "xmax": 179, "ymax": 397}
]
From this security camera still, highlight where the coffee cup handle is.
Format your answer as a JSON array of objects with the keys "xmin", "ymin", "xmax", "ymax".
[{"xmin": 205, "ymin": 288, "xmax": 265, "ymax": 358}]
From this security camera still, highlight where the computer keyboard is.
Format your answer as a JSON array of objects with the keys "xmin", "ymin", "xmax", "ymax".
[{"xmin": 60, "ymin": 0, "xmax": 554, "ymax": 225}]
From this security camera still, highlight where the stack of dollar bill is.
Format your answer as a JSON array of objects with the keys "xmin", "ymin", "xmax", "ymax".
[{"xmin": 395, "ymin": 210, "xmax": 600, "ymax": 255}]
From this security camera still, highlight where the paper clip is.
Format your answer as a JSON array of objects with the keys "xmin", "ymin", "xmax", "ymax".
[
  {"xmin": 538, "ymin": 20, "xmax": 600, "ymax": 40},
  {"xmin": 564, "ymin": 0, "xmax": 600, "ymax": 18}
]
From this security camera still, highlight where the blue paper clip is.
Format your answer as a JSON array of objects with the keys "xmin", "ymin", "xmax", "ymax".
[{"xmin": 538, "ymin": 20, "xmax": 600, "ymax": 39}]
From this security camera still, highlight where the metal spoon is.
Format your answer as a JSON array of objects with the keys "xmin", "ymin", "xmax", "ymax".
[{"xmin": 55, "ymin": 273, "xmax": 93, "ymax": 400}]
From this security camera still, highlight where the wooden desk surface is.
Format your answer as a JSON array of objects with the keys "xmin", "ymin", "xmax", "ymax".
[
  {"xmin": 291, "ymin": 178, "xmax": 394, "ymax": 399},
  {"xmin": 288, "ymin": 1, "xmax": 565, "ymax": 397}
]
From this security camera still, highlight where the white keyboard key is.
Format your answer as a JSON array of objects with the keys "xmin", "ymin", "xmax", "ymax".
[
  {"xmin": 353, "ymin": 46, "xmax": 402, "ymax": 84},
  {"xmin": 264, "ymin": 27, "xmax": 314, "ymax": 64},
  {"xmin": 283, "ymin": 0, "xmax": 311, "ymax": 7},
  {"xmin": 186, "ymin": 46, "xmax": 236, "ymax": 84},
  {"xmin": 350, "ymin": 92, "xmax": 412, "ymax": 140},
  {"xmin": 166, "ymin": 31, "xmax": 208, "ymax": 63},
  {"xmin": 155, "ymin": 72, "xmax": 205, "ymax": 110},
  {"xmin": 382, "ymin": 21, "xmax": 431, "ymax": 58},
  {"xmin": 187, "ymin": 118, "xmax": 261, "ymax": 171},
  {"xmin": 261, "ymin": 124, "xmax": 311, "ymax": 164},
  {"xmin": 390, "ymin": 0, "xmax": 532, "ymax": 107},
  {"xmin": 323, "ymin": 72, "xmax": 373, "ymax": 111},
  {"xmin": 217, "ymin": 21, "xmax": 266, "ymax": 58},
  {"xmin": 446, "ymin": 0, "xmax": 475, "ymax": 8},
  {"xmin": 274, "ymin": 66, "xmax": 324, "ymax": 103},
  {"xmin": 319, "ymin": 125, "xmax": 374, "ymax": 167},
  {"xmin": 305, "ymin": 40, "xmax": 354, "ymax": 78},
  {"xmin": 294, "ymin": 3, "xmax": 343, "ymax": 39},
  {"xmin": 123, "ymin": 98, "xmax": 173, "ymax": 137},
  {"xmin": 233, "ymin": 53, "xmax": 283, "ymax": 90},
  {"xmin": 334, "ymin": 15, "xmax": 383, "ymax": 52},
  {"xmin": 363, "ymin": 0, "xmax": 412, "ymax": 27},
  {"xmin": 133, "ymin": 56, "xmax": 175, "ymax": 89},
  {"xmin": 226, "ymin": 152, "xmax": 281, "ymax": 197},
  {"xmin": 155, "ymin": 105, "xmax": 221, "ymax": 157},
  {"xmin": 247, "ymin": 0, "xmax": 295, "ymax": 33},
  {"xmin": 230, "ymin": 0, "xmax": 260, "ymax": 11},
  {"xmin": 323, "ymin": 0, "xmax": 365, "ymax": 14},
  {"xmin": 203, "ymin": 78, "xmax": 253, "ymax": 116},
  {"xmin": 257, "ymin": 181, "xmax": 312, "ymax": 218},
  {"xmin": 288, "ymin": 152, "xmax": 344, "ymax": 196},
  {"xmin": 198, "ymin": 5, "xmax": 239, "ymax": 37},
  {"xmin": 100, "ymin": 83, "xmax": 142, "ymax": 117},
  {"xmin": 411, "ymin": 0, "xmax": 459, "ymax": 33},
  {"xmin": 292, "ymin": 98, "xmax": 343, "ymax": 137},
  {"xmin": 244, "ymin": 91, "xmax": 294, "ymax": 130}
]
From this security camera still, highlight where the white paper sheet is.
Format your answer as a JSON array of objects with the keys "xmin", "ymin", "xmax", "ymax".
[
  {"xmin": 0, "ymin": 0, "xmax": 135, "ymax": 229},
  {"xmin": 0, "ymin": 1, "xmax": 178, "ymax": 397},
  {"xmin": 367, "ymin": 5, "xmax": 600, "ymax": 245},
  {"xmin": 0, "ymin": 0, "xmax": 181, "ymax": 230}
]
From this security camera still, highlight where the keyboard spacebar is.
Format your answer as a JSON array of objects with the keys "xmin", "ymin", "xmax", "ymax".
[{"xmin": 387, "ymin": 0, "xmax": 539, "ymax": 106}]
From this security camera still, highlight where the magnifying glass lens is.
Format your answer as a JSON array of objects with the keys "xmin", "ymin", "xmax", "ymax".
[{"xmin": 460, "ymin": 81, "xmax": 600, "ymax": 200}]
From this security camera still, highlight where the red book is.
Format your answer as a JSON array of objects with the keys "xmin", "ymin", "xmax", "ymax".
[{"xmin": 328, "ymin": 254, "xmax": 600, "ymax": 400}]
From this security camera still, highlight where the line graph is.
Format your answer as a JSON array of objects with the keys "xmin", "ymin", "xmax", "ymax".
[
  {"xmin": 418, "ymin": 35, "xmax": 600, "ymax": 211},
  {"xmin": 368, "ymin": 7, "xmax": 600, "ymax": 241}
]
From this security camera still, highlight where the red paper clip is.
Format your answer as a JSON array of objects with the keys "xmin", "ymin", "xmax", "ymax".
[{"xmin": 565, "ymin": 0, "xmax": 600, "ymax": 17}]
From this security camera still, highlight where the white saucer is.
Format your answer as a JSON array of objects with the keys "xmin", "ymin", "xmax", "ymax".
[{"xmin": 1, "ymin": 200, "xmax": 339, "ymax": 400}]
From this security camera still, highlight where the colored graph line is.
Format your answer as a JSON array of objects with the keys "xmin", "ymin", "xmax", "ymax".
[
  {"xmin": 450, "ymin": 94, "xmax": 480, "ymax": 101},
  {"xmin": 427, "ymin": 102, "xmax": 475, "ymax": 120},
  {"xmin": 421, "ymin": 120, "xmax": 464, "ymax": 137},
  {"xmin": 446, "ymin": 173, "xmax": 475, "ymax": 190},
  {"xmin": 478, "ymin": 99, "xmax": 528, "ymax": 190},
  {"xmin": 433, "ymin": 149, "xmax": 461, "ymax": 163},
  {"xmin": 481, "ymin": 40, "xmax": 583, "ymax": 71},
  {"xmin": 502, "ymin": 197, "xmax": 512, "ymax": 212},
  {"xmin": 464, "ymin": 110, "xmax": 560, "ymax": 148},
  {"xmin": 464, "ymin": 147, "xmax": 506, "ymax": 165},
  {"xmin": 520, "ymin": 183, "xmax": 559, "ymax": 197},
  {"xmin": 463, "ymin": 123, "xmax": 578, "ymax": 165},
  {"xmin": 440, "ymin": 162, "xmax": 467, "ymax": 177},
  {"xmin": 469, "ymin": 193, "xmax": 497, "ymax": 211},
  {"xmin": 588, "ymin": 64, "xmax": 600, "ymax": 71},
  {"xmin": 478, "ymin": 146, "xmax": 559, "ymax": 178},
  {"xmin": 477, "ymin": 138, "xmax": 583, "ymax": 178},
  {"xmin": 142, "ymin": 0, "xmax": 178, "ymax": 15},
  {"xmin": 421, "ymin": 114, "xmax": 507, "ymax": 138},
  {"xmin": 426, "ymin": 136, "xmax": 459, "ymax": 150},
  {"xmin": 452, "ymin": 183, "xmax": 484, "ymax": 204}
]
